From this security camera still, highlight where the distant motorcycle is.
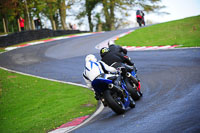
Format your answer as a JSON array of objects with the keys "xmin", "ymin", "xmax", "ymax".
[
  {"xmin": 136, "ymin": 15, "xmax": 145, "ymax": 27},
  {"xmin": 92, "ymin": 69, "xmax": 135, "ymax": 114},
  {"xmin": 136, "ymin": 10, "xmax": 145, "ymax": 27}
]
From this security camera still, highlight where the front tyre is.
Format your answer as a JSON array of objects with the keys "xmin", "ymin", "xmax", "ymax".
[
  {"xmin": 129, "ymin": 96, "xmax": 135, "ymax": 108},
  {"xmin": 103, "ymin": 90, "xmax": 125, "ymax": 114},
  {"xmin": 139, "ymin": 91, "xmax": 143, "ymax": 97}
]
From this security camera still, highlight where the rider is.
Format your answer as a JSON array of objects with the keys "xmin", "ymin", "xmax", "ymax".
[
  {"xmin": 107, "ymin": 41, "xmax": 138, "ymax": 72},
  {"xmin": 100, "ymin": 47, "xmax": 141, "ymax": 94},
  {"xmin": 83, "ymin": 54, "xmax": 118, "ymax": 99},
  {"xmin": 108, "ymin": 40, "xmax": 127, "ymax": 56},
  {"xmin": 136, "ymin": 10, "xmax": 145, "ymax": 26},
  {"xmin": 100, "ymin": 47, "xmax": 134, "ymax": 68}
]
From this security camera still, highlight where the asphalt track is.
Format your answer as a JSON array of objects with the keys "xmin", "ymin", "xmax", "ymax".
[{"xmin": 0, "ymin": 28, "xmax": 200, "ymax": 133}]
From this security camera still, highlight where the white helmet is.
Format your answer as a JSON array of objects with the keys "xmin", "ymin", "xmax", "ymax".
[
  {"xmin": 85, "ymin": 54, "xmax": 97, "ymax": 62},
  {"xmin": 108, "ymin": 40, "xmax": 115, "ymax": 46}
]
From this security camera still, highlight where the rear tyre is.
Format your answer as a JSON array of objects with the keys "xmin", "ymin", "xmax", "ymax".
[
  {"xmin": 103, "ymin": 90, "xmax": 125, "ymax": 114},
  {"xmin": 125, "ymin": 79, "xmax": 140, "ymax": 101}
]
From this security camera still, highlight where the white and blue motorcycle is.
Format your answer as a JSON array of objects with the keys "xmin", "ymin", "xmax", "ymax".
[{"xmin": 92, "ymin": 68, "xmax": 135, "ymax": 114}]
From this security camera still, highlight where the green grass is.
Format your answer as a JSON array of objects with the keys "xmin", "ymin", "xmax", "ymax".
[
  {"xmin": 0, "ymin": 32, "xmax": 8, "ymax": 35},
  {"xmin": 0, "ymin": 48, "xmax": 5, "ymax": 53},
  {"xmin": 116, "ymin": 15, "xmax": 200, "ymax": 47},
  {"xmin": 0, "ymin": 68, "xmax": 97, "ymax": 133}
]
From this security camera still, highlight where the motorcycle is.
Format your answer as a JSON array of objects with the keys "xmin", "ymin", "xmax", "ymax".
[
  {"xmin": 106, "ymin": 42, "xmax": 142, "ymax": 100},
  {"xmin": 123, "ymin": 64, "xmax": 142, "ymax": 100},
  {"xmin": 136, "ymin": 15, "xmax": 145, "ymax": 27},
  {"xmin": 91, "ymin": 70, "xmax": 135, "ymax": 114},
  {"xmin": 111, "ymin": 58, "xmax": 142, "ymax": 101}
]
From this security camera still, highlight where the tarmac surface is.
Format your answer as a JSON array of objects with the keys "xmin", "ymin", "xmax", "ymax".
[{"xmin": 0, "ymin": 28, "xmax": 200, "ymax": 133}]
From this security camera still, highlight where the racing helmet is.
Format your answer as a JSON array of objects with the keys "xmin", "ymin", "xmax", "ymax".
[
  {"xmin": 108, "ymin": 40, "xmax": 115, "ymax": 46},
  {"xmin": 85, "ymin": 54, "xmax": 97, "ymax": 62},
  {"xmin": 100, "ymin": 47, "xmax": 109, "ymax": 57}
]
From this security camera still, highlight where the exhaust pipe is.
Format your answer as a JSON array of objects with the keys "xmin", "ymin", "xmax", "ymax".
[
  {"xmin": 108, "ymin": 83, "xmax": 123, "ymax": 94},
  {"xmin": 126, "ymin": 72, "xmax": 132, "ymax": 77},
  {"xmin": 108, "ymin": 83, "xmax": 114, "ymax": 89}
]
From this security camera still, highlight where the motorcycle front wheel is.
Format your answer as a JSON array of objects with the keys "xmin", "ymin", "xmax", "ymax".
[
  {"xmin": 103, "ymin": 90, "xmax": 126, "ymax": 114},
  {"xmin": 129, "ymin": 96, "xmax": 136, "ymax": 108}
]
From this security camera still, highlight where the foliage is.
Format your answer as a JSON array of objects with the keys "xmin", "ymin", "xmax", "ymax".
[
  {"xmin": 77, "ymin": 0, "xmax": 165, "ymax": 31},
  {"xmin": 116, "ymin": 15, "xmax": 200, "ymax": 47},
  {"xmin": 0, "ymin": 0, "xmax": 166, "ymax": 33}
]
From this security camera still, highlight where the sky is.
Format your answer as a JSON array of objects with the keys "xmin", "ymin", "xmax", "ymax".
[
  {"xmin": 144, "ymin": 0, "xmax": 200, "ymax": 23},
  {"xmin": 43, "ymin": 0, "xmax": 200, "ymax": 30}
]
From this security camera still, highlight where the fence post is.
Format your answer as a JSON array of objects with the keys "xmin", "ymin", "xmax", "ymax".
[
  {"xmin": 32, "ymin": 20, "xmax": 35, "ymax": 30},
  {"xmin": 17, "ymin": 19, "xmax": 21, "ymax": 32},
  {"xmin": 3, "ymin": 18, "xmax": 7, "ymax": 33}
]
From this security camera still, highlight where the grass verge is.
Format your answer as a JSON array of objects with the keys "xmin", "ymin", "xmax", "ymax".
[
  {"xmin": 116, "ymin": 15, "xmax": 200, "ymax": 47},
  {"xmin": 0, "ymin": 48, "xmax": 5, "ymax": 53},
  {"xmin": 0, "ymin": 68, "xmax": 97, "ymax": 133}
]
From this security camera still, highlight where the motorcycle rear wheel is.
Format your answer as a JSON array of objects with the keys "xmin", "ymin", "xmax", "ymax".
[
  {"xmin": 103, "ymin": 90, "xmax": 126, "ymax": 114},
  {"xmin": 125, "ymin": 79, "xmax": 140, "ymax": 101}
]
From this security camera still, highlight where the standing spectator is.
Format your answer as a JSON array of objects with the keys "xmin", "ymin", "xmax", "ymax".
[
  {"xmin": 73, "ymin": 24, "xmax": 77, "ymax": 30},
  {"xmin": 34, "ymin": 18, "xmax": 41, "ymax": 30},
  {"xmin": 69, "ymin": 23, "xmax": 73, "ymax": 30},
  {"xmin": 19, "ymin": 17, "xmax": 25, "ymax": 31}
]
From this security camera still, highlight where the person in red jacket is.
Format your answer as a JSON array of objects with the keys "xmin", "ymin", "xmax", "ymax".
[{"xmin": 19, "ymin": 17, "xmax": 25, "ymax": 31}]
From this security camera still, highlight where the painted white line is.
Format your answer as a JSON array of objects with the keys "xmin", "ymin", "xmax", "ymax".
[
  {"xmin": 28, "ymin": 41, "xmax": 45, "ymax": 45},
  {"xmin": 53, "ymin": 37, "xmax": 69, "ymax": 40},
  {"xmin": 144, "ymin": 46, "xmax": 158, "ymax": 50},
  {"xmin": 64, "ymin": 103, "xmax": 104, "ymax": 133},
  {"xmin": 50, "ymin": 126, "xmax": 75, "ymax": 133},
  {"xmin": 95, "ymin": 30, "xmax": 135, "ymax": 49},
  {"xmin": 157, "ymin": 45, "xmax": 171, "ymax": 49},
  {"xmin": 5, "ymin": 47, "xmax": 18, "ymax": 51}
]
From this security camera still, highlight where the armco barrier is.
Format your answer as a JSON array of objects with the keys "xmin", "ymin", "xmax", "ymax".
[{"xmin": 0, "ymin": 29, "xmax": 88, "ymax": 47}]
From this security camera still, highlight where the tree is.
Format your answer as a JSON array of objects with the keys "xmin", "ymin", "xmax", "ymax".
[
  {"xmin": 43, "ymin": 0, "xmax": 58, "ymax": 30},
  {"xmin": 58, "ymin": 0, "xmax": 79, "ymax": 30},
  {"xmin": 0, "ymin": 0, "xmax": 25, "ymax": 32},
  {"xmin": 102, "ymin": 0, "xmax": 166, "ymax": 31},
  {"xmin": 58, "ymin": 0, "xmax": 67, "ymax": 30},
  {"xmin": 85, "ymin": 0, "xmax": 99, "ymax": 31},
  {"xmin": 77, "ymin": 0, "xmax": 99, "ymax": 32},
  {"xmin": 31, "ymin": 0, "xmax": 47, "ymax": 29},
  {"xmin": 102, "ymin": 0, "xmax": 115, "ymax": 31}
]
